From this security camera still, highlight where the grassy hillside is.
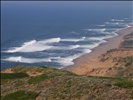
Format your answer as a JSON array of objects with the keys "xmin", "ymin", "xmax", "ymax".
[{"xmin": 1, "ymin": 66, "xmax": 133, "ymax": 100}]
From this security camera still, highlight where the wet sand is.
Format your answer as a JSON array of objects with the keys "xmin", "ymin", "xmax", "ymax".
[{"xmin": 64, "ymin": 24, "xmax": 133, "ymax": 71}]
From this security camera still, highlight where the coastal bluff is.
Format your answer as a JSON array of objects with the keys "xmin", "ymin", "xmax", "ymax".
[
  {"xmin": 1, "ymin": 66, "xmax": 133, "ymax": 100},
  {"xmin": 72, "ymin": 28, "xmax": 133, "ymax": 77}
]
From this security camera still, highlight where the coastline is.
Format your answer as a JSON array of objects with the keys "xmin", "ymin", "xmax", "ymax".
[{"xmin": 64, "ymin": 24, "xmax": 133, "ymax": 71}]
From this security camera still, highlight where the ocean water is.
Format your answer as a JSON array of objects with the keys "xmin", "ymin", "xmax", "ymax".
[{"xmin": 1, "ymin": 1, "xmax": 133, "ymax": 69}]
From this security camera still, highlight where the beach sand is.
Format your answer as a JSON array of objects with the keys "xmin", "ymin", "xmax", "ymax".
[{"xmin": 64, "ymin": 24, "xmax": 133, "ymax": 71}]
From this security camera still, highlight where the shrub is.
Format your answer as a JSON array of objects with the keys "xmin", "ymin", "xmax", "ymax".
[
  {"xmin": 115, "ymin": 81, "xmax": 133, "ymax": 88},
  {"xmin": 1, "ymin": 73, "xmax": 29, "ymax": 79},
  {"xmin": 15, "ymin": 80, "xmax": 25, "ymax": 87},
  {"xmin": 28, "ymin": 74, "xmax": 49, "ymax": 84},
  {"xmin": 12, "ymin": 66, "xmax": 27, "ymax": 73},
  {"xmin": 1, "ymin": 90, "xmax": 38, "ymax": 100},
  {"xmin": 125, "ymin": 62, "xmax": 132, "ymax": 67},
  {"xmin": 131, "ymin": 92, "xmax": 133, "ymax": 99},
  {"xmin": 65, "ymin": 81, "xmax": 72, "ymax": 87}
]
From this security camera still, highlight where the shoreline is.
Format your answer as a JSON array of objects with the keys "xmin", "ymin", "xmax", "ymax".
[{"xmin": 64, "ymin": 24, "xmax": 133, "ymax": 71}]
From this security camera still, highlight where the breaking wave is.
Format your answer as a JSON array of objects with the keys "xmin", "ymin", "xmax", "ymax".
[
  {"xmin": 4, "ymin": 38, "xmax": 61, "ymax": 53},
  {"xmin": 98, "ymin": 24, "xmax": 106, "ymax": 27},
  {"xmin": 84, "ymin": 28, "xmax": 106, "ymax": 32},
  {"xmin": 105, "ymin": 22, "xmax": 125, "ymax": 26},
  {"xmin": 52, "ymin": 45, "xmax": 80, "ymax": 50},
  {"xmin": 52, "ymin": 54, "xmax": 82, "ymax": 66},
  {"xmin": 2, "ymin": 56, "xmax": 51, "ymax": 63},
  {"xmin": 61, "ymin": 37, "xmax": 86, "ymax": 42},
  {"xmin": 111, "ymin": 19, "xmax": 124, "ymax": 22},
  {"xmin": 4, "ymin": 37, "xmax": 87, "ymax": 53}
]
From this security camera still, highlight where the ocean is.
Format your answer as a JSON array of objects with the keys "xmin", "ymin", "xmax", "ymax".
[{"xmin": 1, "ymin": 1, "xmax": 133, "ymax": 69}]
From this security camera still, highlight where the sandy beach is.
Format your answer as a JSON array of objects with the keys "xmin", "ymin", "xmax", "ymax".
[{"xmin": 64, "ymin": 24, "xmax": 133, "ymax": 71}]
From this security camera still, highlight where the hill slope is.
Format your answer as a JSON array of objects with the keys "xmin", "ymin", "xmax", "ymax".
[
  {"xmin": 1, "ymin": 66, "xmax": 133, "ymax": 100},
  {"xmin": 73, "ymin": 32, "xmax": 133, "ymax": 77}
]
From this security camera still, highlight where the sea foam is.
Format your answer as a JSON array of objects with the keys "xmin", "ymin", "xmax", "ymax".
[
  {"xmin": 2, "ymin": 56, "xmax": 51, "ymax": 63},
  {"xmin": 105, "ymin": 22, "xmax": 125, "ymax": 26},
  {"xmin": 4, "ymin": 38, "xmax": 61, "ymax": 53},
  {"xmin": 50, "ymin": 45, "xmax": 80, "ymax": 50},
  {"xmin": 53, "ymin": 54, "xmax": 82, "ymax": 66},
  {"xmin": 61, "ymin": 37, "xmax": 86, "ymax": 42},
  {"xmin": 84, "ymin": 28, "xmax": 106, "ymax": 32},
  {"xmin": 111, "ymin": 19, "xmax": 124, "ymax": 22}
]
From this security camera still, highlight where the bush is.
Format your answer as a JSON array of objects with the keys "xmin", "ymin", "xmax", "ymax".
[
  {"xmin": 1, "ymin": 90, "xmax": 38, "ymax": 100},
  {"xmin": 131, "ymin": 92, "xmax": 133, "ymax": 99},
  {"xmin": 1, "ymin": 73, "xmax": 29, "ymax": 79},
  {"xmin": 115, "ymin": 81, "xmax": 133, "ymax": 88},
  {"xmin": 15, "ymin": 80, "xmax": 25, "ymax": 87},
  {"xmin": 28, "ymin": 74, "xmax": 49, "ymax": 84},
  {"xmin": 12, "ymin": 66, "xmax": 27, "ymax": 73},
  {"xmin": 125, "ymin": 62, "xmax": 132, "ymax": 67}
]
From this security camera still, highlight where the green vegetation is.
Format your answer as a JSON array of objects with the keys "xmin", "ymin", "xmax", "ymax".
[
  {"xmin": 124, "ymin": 32, "xmax": 133, "ymax": 39},
  {"xmin": 131, "ymin": 92, "xmax": 133, "ymax": 99},
  {"xmin": 107, "ymin": 49, "xmax": 118, "ymax": 53},
  {"xmin": 125, "ymin": 56, "xmax": 133, "ymax": 67},
  {"xmin": 11, "ymin": 65, "xmax": 44, "ymax": 73},
  {"xmin": 27, "ymin": 68, "xmax": 76, "ymax": 84},
  {"xmin": 89, "ymin": 76, "xmax": 124, "ymax": 80},
  {"xmin": 28, "ymin": 74, "xmax": 49, "ymax": 84},
  {"xmin": 65, "ymin": 81, "xmax": 72, "ymax": 87},
  {"xmin": 11, "ymin": 65, "xmax": 29, "ymax": 73},
  {"xmin": 15, "ymin": 80, "xmax": 25, "ymax": 87},
  {"xmin": 115, "ymin": 80, "xmax": 133, "ymax": 88},
  {"xmin": 122, "ymin": 32, "xmax": 133, "ymax": 48},
  {"xmin": 11, "ymin": 65, "xmax": 76, "ymax": 76},
  {"xmin": 121, "ymin": 40, "xmax": 133, "ymax": 48},
  {"xmin": 1, "ymin": 90, "xmax": 38, "ymax": 100},
  {"xmin": 1, "ymin": 66, "xmax": 133, "ymax": 99},
  {"xmin": 113, "ymin": 66, "xmax": 123, "ymax": 70},
  {"xmin": 1, "ymin": 80, "xmax": 10, "ymax": 85},
  {"xmin": 1, "ymin": 73, "xmax": 29, "ymax": 79},
  {"xmin": 125, "ymin": 62, "xmax": 132, "ymax": 67},
  {"xmin": 112, "ymin": 56, "xmax": 133, "ymax": 77}
]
